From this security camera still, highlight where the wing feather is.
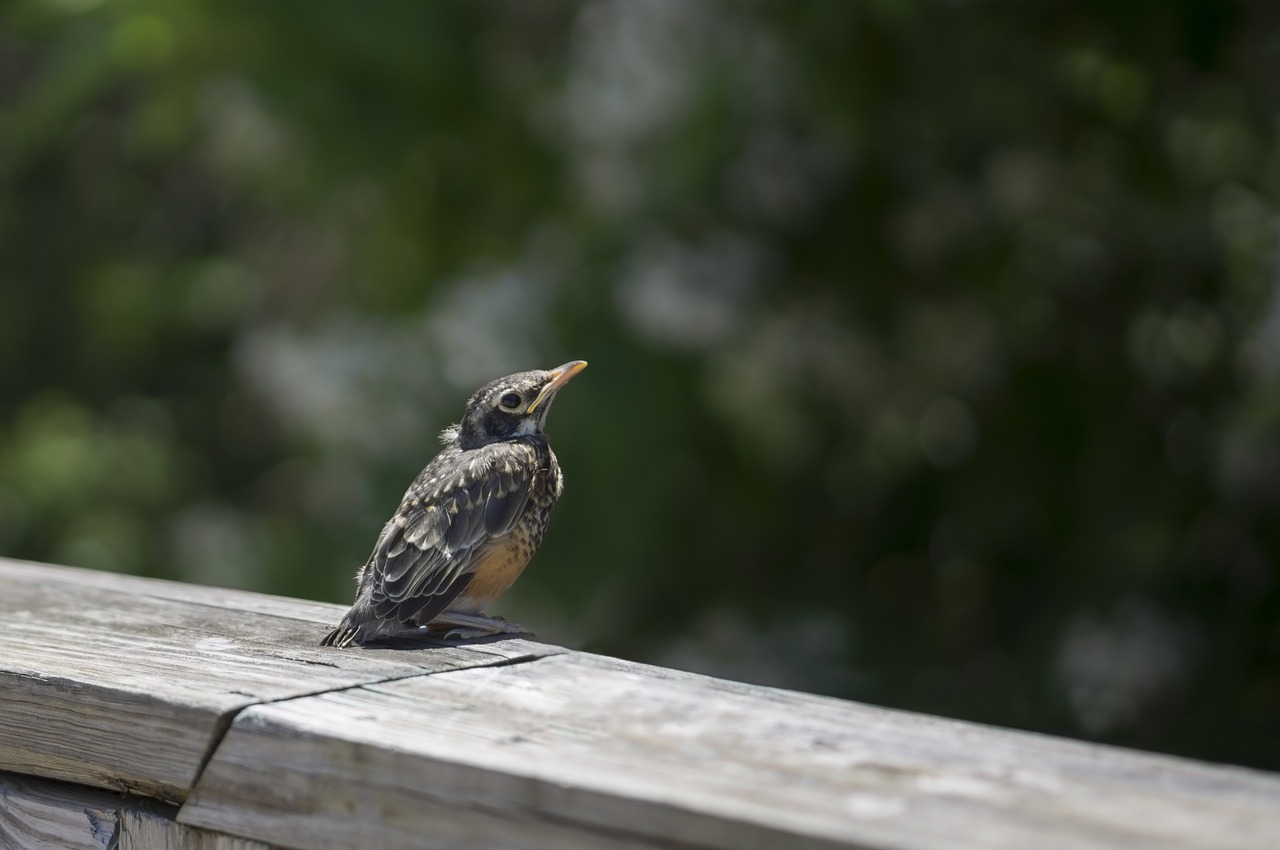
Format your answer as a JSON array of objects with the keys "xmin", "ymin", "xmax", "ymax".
[{"xmin": 366, "ymin": 441, "xmax": 536, "ymax": 627}]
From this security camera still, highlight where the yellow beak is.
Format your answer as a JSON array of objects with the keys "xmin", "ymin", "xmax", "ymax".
[{"xmin": 527, "ymin": 360, "xmax": 588, "ymax": 414}]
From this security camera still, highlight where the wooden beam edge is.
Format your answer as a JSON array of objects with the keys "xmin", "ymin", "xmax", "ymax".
[
  {"xmin": 180, "ymin": 641, "xmax": 564, "ymax": 806},
  {"xmin": 173, "ymin": 649, "xmax": 1280, "ymax": 850}
]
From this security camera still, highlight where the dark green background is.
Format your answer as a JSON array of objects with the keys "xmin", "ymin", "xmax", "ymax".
[{"xmin": 3, "ymin": 1, "xmax": 1278, "ymax": 770}]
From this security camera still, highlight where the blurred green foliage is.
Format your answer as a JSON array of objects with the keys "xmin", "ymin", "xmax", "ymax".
[{"xmin": 2, "ymin": 0, "xmax": 1279, "ymax": 769}]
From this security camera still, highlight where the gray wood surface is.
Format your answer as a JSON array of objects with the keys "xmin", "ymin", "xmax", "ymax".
[
  {"xmin": 0, "ymin": 558, "xmax": 559, "ymax": 803},
  {"xmin": 0, "ymin": 772, "xmax": 120, "ymax": 850},
  {"xmin": 3, "ymin": 557, "xmax": 1279, "ymax": 850},
  {"xmin": 118, "ymin": 808, "xmax": 275, "ymax": 850},
  {"xmin": 0, "ymin": 771, "xmax": 275, "ymax": 850},
  {"xmin": 181, "ymin": 652, "xmax": 1280, "ymax": 850}
]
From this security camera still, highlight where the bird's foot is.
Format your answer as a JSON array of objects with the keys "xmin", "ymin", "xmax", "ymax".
[{"xmin": 428, "ymin": 612, "xmax": 532, "ymax": 641}]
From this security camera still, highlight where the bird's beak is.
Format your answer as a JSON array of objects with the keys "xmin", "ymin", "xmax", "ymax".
[{"xmin": 527, "ymin": 360, "xmax": 587, "ymax": 414}]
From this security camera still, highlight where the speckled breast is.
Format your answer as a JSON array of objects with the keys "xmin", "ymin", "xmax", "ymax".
[{"xmin": 449, "ymin": 444, "xmax": 562, "ymax": 614}]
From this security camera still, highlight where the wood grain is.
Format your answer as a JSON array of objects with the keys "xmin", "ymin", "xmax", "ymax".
[
  {"xmin": 0, "ymin": 770, "xmax": 276, "ymax": 850},
  {"xmin": 180, "ymin": 652, "xmax": 1280, "ymax": 850},
  {"xmin": 5, "ymin": 558, "xmax": 1280, "ymax": 850},
  {"xmin": 0, "ymin": 558, "xmax": 560, "ymax": 803},
  {"xmin": 0, "ymin": 772, "xmax": 120, "ymax": 850},
  {"xmin": 118, "ymin": 808, "xmax": 275, "ymax": 850}
]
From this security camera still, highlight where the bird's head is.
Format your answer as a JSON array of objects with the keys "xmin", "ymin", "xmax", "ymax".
[{"xmin": 454, "ymin": 360, "xmax": 587, "ymax": 448}]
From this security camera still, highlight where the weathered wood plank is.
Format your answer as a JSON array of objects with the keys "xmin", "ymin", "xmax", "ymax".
[
  {"xmin": 118, "ymin": 808, "xmax": 275, "ymax": 850},
  {"xmin": 0, "ymin": 558, "xmax": 560, "ymax": 803},
  {"xmin": 0, "ymin": 559, "xmax": 345, "ymax": 624},
  {"xmin": 0, "ymin": 771, "xmax": 275, "ymax": 850},
  {"xmin": 0, "ymin": 772, "xmax": 120, "ymax": 850},
  {"xmin": 6, "ymin": 558, "xmax": 1280, "ymax": 850},
  {"xmin": 180, "ymin": 652, "xmax": 1280, "ymax": 850}
]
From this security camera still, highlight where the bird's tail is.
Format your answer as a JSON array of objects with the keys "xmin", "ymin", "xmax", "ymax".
[
  {"xmin": 320, "ymin": 598, "xmax": 390, "ymax": 647},
  {"xmin": 320, "ymin": 603, "xmax": 374, "ymax": 646},
  {"xmin": 319, "ymin": 624, "xmax": 359, "ymax": 647}
]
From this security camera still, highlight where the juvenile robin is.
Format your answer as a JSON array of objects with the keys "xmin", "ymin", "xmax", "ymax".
[{"xmin": 321, "ymin": 360, "xmax": 587, "ymax": 647}]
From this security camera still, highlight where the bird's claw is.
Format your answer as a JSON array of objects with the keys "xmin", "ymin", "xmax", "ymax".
[{"xmin": 430, "ymin": 613, "xmax": 531, "ymax": 641}]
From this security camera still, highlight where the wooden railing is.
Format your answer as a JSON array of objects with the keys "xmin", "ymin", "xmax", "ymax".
[{"xmin": 0, "ymin": 556, "xmax": 1276, "ymax": 849}]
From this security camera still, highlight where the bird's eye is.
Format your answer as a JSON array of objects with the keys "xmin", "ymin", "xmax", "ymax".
[{"xmin": 499, "ymin": 392, "xmax": 523, "ymax": 411}]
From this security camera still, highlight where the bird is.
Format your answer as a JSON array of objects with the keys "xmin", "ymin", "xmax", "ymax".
[{"xmin": 321, "ymin": 360, "xmax": 587, "ymax": 647}]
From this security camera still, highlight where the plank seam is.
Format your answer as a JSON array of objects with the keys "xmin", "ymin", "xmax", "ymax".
[{"xmin": 185, "ymin": 647, "xmax": 556, "ymax": 800}]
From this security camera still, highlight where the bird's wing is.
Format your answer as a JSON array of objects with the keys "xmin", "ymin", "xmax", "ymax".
[{"xmin": 366, "ymin": 442, "xmax": 535, "ymax": 627}]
